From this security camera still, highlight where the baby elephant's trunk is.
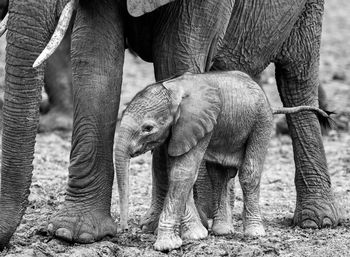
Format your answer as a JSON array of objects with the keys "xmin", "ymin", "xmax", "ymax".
[
  {"xmin": 272, "ymin": 106, "xmax": 334, "ymax": 130},
  {"xmin": 114, "ymin": 128, "xmax": 133, "ymax": 231}
]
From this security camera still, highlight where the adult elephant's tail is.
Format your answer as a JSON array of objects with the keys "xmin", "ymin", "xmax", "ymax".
[
  {"xmin": 0, "ymin": 0, "xmax": 70, "ymax": 250},
  {"xmin": 272, "ymin": 106, "xmax": 335, "ymax": 131}
]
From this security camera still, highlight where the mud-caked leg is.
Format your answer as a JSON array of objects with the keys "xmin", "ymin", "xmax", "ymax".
[
  {"xmin": 274, "ymin": 2, "xmax": 339, "ymax": 229},
  {"xmin": 47, "ymin": 1, "xmax": 124, "ymax": 243},
  {"xmin": 207, "ymin": 162, "xmax": 234, "ymax": 235},
  {"xmin": 140, "ymin": 143, "xmax": 169, "ymax": 233}
]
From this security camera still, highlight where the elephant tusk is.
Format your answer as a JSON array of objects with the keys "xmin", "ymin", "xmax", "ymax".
[
  {"xmin": 0, "ymin": 13, "xmax": 8, "ymax": 37},
  {"xmin": 33, "ymin": 0, "xmax": 76, "ymax": 68}
]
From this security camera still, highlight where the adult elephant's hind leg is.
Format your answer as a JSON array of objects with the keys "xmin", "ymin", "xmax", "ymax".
[
  {"xmin": 47, "ymin": 0, "xmax": 124, "ymax": 243},
  {"xmin": 275, "ymin": 2, "xmax": 339, "ymax": 229}
]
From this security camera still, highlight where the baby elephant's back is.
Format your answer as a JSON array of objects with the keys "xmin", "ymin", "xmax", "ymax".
[
  {"xmin": 205, "ymin": 71, "xmax": 272, "ymax": 166},
  {"xmin": 212, "ymin": 71, "xmax": 271, "ymax": 130}
]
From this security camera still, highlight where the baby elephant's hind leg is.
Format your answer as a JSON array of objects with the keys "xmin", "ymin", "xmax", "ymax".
[
  {"xmin": 207, "ymin": 162, "xmax": 235, "ymax": 235},
  {"xmin": 239, "ymin": 126, "xmax": 271, "ymax": 237}
]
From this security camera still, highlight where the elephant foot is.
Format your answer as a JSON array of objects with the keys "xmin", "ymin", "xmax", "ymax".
[
  {"xmin": 293, "ymin": 195, "xmax": 339, "ymax": 229},
  {"xmin": 154, "ymin": 231, "xmax": 182, "ymax": 252},
  {"xmin": 48, "ymin": 207, "xmax": 117, "ymax": 243},
  {"xmin": 212, "ymin": 220, "xmax": 234, "ymax": 236},
  {"xmin": 140, "ymin": 203, "xmax": 162, "ymax": 233},
  {"xmin": 244, "ymin": 223, "xmax": 266, "ymax": 237},
  {"xmin": 39, "ymin": 109, "xmax": 72, "ymax": 133}
]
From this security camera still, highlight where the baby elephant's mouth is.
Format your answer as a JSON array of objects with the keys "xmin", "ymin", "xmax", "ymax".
[
  {"xmin": 130, "ymin": 142, "xmax": 159, "ymax": 158},
  {"xmin": 130, "ymin": 145, "xmax": 147, "ymax": 158}
]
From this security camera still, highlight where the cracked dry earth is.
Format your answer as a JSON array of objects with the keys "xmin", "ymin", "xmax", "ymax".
[{"xmin": 0, "ymin": 0, "xmax": 350, "ymax": 256}]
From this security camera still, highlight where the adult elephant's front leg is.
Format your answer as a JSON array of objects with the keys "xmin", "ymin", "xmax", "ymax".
[
  {"xmin": 144, "ymin": 0, "xmax": 234, "ymax": 233},
  {"xmin": 274, "ymin": 3, "xmax": 339, "ymax": 228},
  {"xmin": 47, "ymin": 0, "xmax": 124, "ymax": 243}
]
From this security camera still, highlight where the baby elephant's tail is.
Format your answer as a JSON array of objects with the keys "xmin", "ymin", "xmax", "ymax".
[{"xmin": 272, "ymin": 106, "xmax": 335, "ymax": 130}]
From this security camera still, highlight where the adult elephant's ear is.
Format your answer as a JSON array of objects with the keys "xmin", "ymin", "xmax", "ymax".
[
  {"xmin": 163, "ymin": 77, "xmax": 222, "ymax": 157},
  {"xmin": 127, "ymin": 0, "xmax": 176, "ymax": 17}
]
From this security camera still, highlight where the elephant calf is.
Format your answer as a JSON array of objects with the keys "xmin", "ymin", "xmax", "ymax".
[{"xmin": 114, "ymin": 71, "xmax": 330, "ymax": 251}]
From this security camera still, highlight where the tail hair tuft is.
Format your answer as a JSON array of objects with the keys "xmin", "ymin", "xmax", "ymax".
[{"xmin": 317, "ymin": 110, "xmax": 336, "ymax": 131}]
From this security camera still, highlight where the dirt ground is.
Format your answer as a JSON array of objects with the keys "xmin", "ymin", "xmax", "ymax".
[{"xmin": 1, "ymin": 0, "xmax": 350, "ymax": 256}]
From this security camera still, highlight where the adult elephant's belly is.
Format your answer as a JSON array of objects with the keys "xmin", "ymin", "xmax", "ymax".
[{"xmin": 212, "ymin": 0, "xmax": 306, "ymax": 76}]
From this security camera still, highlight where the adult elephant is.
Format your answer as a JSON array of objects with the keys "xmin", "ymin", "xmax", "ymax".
[{"xmin": 0, "ymin": 0, "xmax": 339, "ymax": 249}]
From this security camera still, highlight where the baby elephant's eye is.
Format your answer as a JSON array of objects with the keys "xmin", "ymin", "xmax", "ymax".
[{"xmin": 142, "ymin": 124, "xmax": 154, "ymax": 133}]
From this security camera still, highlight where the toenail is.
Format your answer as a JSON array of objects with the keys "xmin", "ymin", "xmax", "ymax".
[
  {"xmin": 300, "ymin": 219, "xmax": 319, "ymax": 229},
  {"xmin": 78, "ymin": 233, "xmax": 94, "ymax": 244},
  {"xmin": 55, "ymin": 228, "xmax": 73, "ymax": 241},
  {"xmin": 322, "ymin": 217, "xmax": 333, "ymax": 227}
]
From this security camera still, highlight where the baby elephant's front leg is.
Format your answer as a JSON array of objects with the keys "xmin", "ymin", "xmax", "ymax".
[
  {"xmin": 154, "ymin": 136, "xmax": 211, "ymax": 251},
  {"xmin": 153, "ymin": 166, "xmax": 195, "ymax": 251}
]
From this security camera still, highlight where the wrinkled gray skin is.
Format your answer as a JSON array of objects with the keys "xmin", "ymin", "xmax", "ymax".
[
  {"xmin": 116, "ymin": 71, "xmax": 272, "ymax": 250},
  {"xmin": 0, "ymin": 0, "xmax": 339, "ymax": 250}
]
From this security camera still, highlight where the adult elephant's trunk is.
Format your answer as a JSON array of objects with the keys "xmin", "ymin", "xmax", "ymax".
[
  {"xmin": 115, "ymin": 126, "xmax": 133, "ymax": 231},
  {"xmin": 0, "ymin": 0, "xmax": 68, "ymax": 249}
]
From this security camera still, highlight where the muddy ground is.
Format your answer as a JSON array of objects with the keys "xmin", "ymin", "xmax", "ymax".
[{"xmin": 0, "ymin": 0, "xmax": 350, "ymax": 256}]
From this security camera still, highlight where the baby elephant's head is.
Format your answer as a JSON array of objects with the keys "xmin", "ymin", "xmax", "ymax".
[
  {"xmin": 117, "ymin": 83, "xmax": 176, "ymax": 158},
  {"xmin": 117, "ymin": 75, "xmax": 222, "ymax": 157},
  {"xmin": 114, "ymin": 74, "xmax": 221, "ymax": 230}
]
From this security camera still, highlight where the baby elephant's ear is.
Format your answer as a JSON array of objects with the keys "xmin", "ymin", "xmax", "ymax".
[
  {"xmin": 127, "ymin": 0, "xmax": 176, "ymax": 17},
  {"xmin": 164, "ymin": 78, "xmax": 222, "ymax": 157}
]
